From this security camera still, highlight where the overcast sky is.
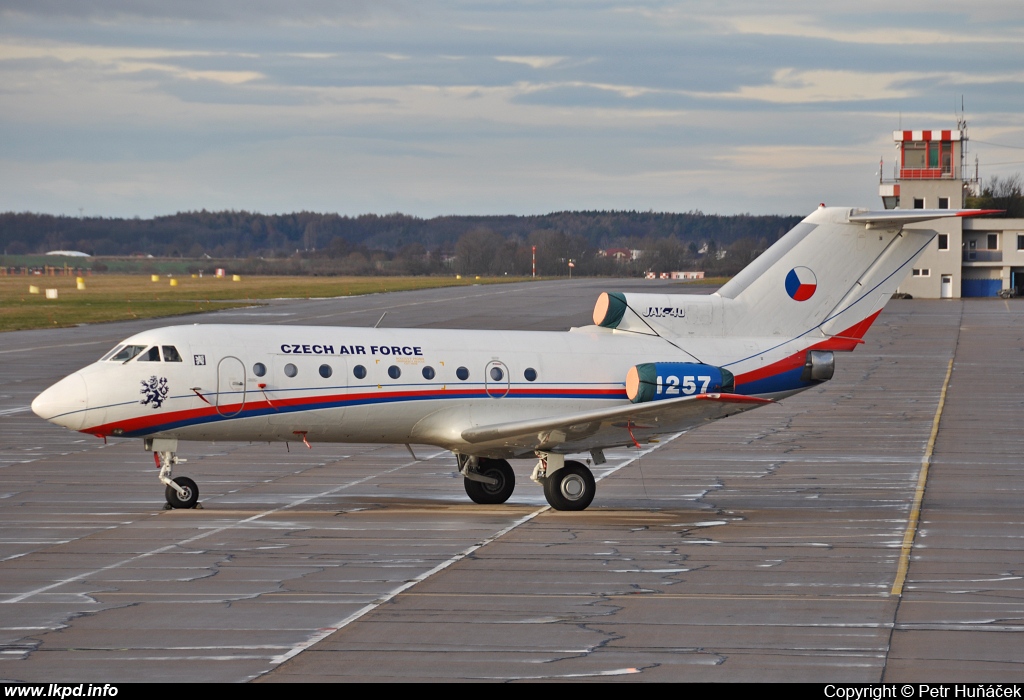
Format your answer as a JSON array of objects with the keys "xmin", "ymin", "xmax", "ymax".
[{"xmin": 2, "ymin": 1, "xmax": 1023, "ymax": 218}]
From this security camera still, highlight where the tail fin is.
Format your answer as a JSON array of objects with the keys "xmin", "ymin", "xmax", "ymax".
[{"xmin": 593, "ymin": 206, "xmax": 999, "ymax": 345}]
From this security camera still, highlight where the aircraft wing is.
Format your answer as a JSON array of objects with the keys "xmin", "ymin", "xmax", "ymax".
[{"xmin": 461, "ymin": 393, "xmax": 773, "ymax": 454}]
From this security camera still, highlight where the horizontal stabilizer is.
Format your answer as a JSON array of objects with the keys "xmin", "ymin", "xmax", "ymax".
[
  {"xmin": 848, "ymin": 209, "xmax": 1002, "ymax": 228},
  {"xmin": 461, "ymin": 393, "xmax": 772, "ymax": 451}
]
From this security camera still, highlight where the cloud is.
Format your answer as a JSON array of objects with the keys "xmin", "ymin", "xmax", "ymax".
[
  {"xmin": 725, "ymin": 14, "xmax": 1020, "ymax": 45},
  {"xmin": 493, "ymin": 55, "xmax": 566, "ymax": 69}
]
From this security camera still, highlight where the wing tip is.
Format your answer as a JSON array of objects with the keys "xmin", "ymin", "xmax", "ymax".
[{"xmin": 700, "ymin": 393, "xmax": 774, "ymax": 405}]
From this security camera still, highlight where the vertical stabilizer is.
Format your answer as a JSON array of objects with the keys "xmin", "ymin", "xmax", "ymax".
[{"xmin": 592, "ymin": 206, "xmax": 997, "ymax": 345}]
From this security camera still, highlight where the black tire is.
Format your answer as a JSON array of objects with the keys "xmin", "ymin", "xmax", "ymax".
[
  {"xmin": 464, "ymin": 458, "xmax": 515, "ymax": 504},
  {"xmin": 543, "ymin": 461, "xmax": 595, "ymax": 511},
  {"xmin": 165, "ymin": 476, "xmax": 199, "ymax": 509}
]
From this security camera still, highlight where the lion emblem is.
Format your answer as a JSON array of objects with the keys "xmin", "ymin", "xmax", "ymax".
[{"xmin": 140, "ymin": 376, "xmax": 170, "ymax": 409}]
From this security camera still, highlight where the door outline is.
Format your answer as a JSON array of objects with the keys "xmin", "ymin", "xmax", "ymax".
[
  {"xmin": 484, "ymin": 360, "xmax": 510, "ymax": 398},
  {"xmin": 216, "ymin": 356, "xmax": 246, "ymax": 417}
]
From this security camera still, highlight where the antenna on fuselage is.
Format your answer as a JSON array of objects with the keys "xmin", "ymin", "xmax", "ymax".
[{"xmin": 374, "ymin": 312, "xmax": 387, "ymax": 328}]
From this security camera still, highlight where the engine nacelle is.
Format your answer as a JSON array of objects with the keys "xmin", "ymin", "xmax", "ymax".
[
  {"xmin": 626, "ymin": 362, "xmax": 735, "ymax": 404},
  {"xmin": 801, "ymin": 350, "xmax": 835, "ymax": 382}
]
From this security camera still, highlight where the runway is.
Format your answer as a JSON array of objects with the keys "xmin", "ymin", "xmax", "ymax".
[{"xmin": 1, "ymin": 279, "xmax": 1022, "ymax": 682}]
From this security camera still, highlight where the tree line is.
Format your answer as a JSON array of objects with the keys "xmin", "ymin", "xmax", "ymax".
[{"xmin": 0, "ymin": 209, "xmax": 804, "ymax": 277}]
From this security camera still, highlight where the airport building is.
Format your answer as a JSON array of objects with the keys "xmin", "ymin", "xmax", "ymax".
[{"xmin": 880, "ymin": 127, "xmax": 1024, "ymax": 298}]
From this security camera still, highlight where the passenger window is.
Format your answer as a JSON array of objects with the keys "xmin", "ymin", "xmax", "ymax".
[
  {"xmin": 388, "ymin": 366, "xmax": 401, "ymax": 380},
  {"xmin": 489, "ymin": 366, "xmax": 504, "ymax": 381},
  {"xmin": 353, "ymin": 365, "xmax": 367, "ymax": 379},
  {"xmin": 422, "ymin": 366, "xmax": 435, "ymax": 380},
  {"xmin": 162, "ymin": 346, "xmax": 183, "ymax": 362},
  {"xmin": 253, "ymin": 362, "xmax": 267, "ymax": 377},
  {"xmin": 524, "ymin": 368, "xmax": 537, "ymax": 381},
  {"xmin": 137, "ymin": 346, "xmax": 161, "ymax": 362},
  {"xmin": 456, "ymin": 367, "xmax": 469, "ymax": 381},
  {"xmin": 319, "ymin": 364, "xmax": 333, "ymax": 379},
  {"xmin": 284, "ymin": 363, "xmax": 298, "ymax": 378},
  {"xmin": 110, "ymin": 345, "xmax": 146, "ymax": 362}
]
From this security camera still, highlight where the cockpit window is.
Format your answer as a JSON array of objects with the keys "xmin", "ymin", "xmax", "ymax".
[
  {"xmin": 109, "ymin": 345, "xmax": 146, "ymax": 362},
  {"xmin": 137, "ymin": 346, "xmax": 161, "ymax": 362},
  {"xmin": 100, "ymin": 345, "xmax": 124, "ymax": 361},
  {"xmin": 162, "ymin": 346, "xmax": 182, "ymax": 362}
]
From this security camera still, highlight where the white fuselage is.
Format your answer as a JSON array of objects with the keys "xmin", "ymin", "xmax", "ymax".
[{"xmin": 32, "ymin": 321, "xmax": 817, "ymax": 458}]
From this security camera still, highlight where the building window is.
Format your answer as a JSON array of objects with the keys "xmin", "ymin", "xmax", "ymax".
[
  {"xmin": 988, "ymin": 234, "xmax": 998, "ymax": 250},
  {"xmin": 913, "ymin": 198, "xmax": 925, "ymax": 209},
  {"xmin": 912, "ymin": 269, "xmax": 930, "ymax": 277},
  {"xmin": 937, "ymin": 234, "xmax": 948, "ymax": 250},
  {"xmin": 938, "ymin": 197, "xmax": 949, "ymax": 209},
  {"xmin": 1017, "ymin": 234, "xmax": 1024, "ymax": 251},
  {"xmin": 904, "ymin": 142, "xmax": 926, "ymax": 168}
]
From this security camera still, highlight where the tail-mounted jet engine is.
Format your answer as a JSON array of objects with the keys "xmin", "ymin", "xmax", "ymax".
[
  {"xmin": 801, "ymin": 350, "xmax": 835, "ymax": 383},
  {"xmin": 626, "ymin": 362, "xmax": 734, "ymax": 404}
]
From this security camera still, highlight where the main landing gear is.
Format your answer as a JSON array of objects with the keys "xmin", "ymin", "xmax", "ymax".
[
  {"xmin": 458, "ymin": 452, "xmax": 597, "ymax": 511},
  {"xmin": 459, "ymin": 455, "xmax": 516, "ymax": 504},
  {"xmin": 531, "ymin": 453, "xmax": 595, "ymax": 511},
  {"xmin": 146, "ymin": 438, "xmax": 200, "ymax": 509}
]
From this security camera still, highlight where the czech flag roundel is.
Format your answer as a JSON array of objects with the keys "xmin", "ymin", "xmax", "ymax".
[{"xmin": 785, "ymin": 266, "xmax": 817, "ymax": 301}]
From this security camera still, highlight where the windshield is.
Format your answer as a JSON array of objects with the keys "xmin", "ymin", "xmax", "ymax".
[
  {"xmin": 109, "ymin": 345, "xmax": 146, "ymax": 362},
  {"xmin": 99, "ymin": 345, "xmax": 124, "ymax": 361}
]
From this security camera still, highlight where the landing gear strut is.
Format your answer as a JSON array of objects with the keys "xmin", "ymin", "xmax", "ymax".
[{"xmin": 146, "ymin": 438, "xmax": 200, "ymax": 509}]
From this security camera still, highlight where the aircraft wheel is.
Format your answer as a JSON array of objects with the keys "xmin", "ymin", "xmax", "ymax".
[
  {"xmin": 464, "ymin": 458, "xmax": 515, "ymax": 504},
  {"xmin": 543, "ymin": 461, "xmax": 595, "ymax": 511},
  {"xmin": 165, "ymin": 476, "xmax": 199, "ymax": 509}
]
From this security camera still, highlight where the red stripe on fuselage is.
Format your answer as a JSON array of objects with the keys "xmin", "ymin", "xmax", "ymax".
[
  {"xmin": 735, "ymin": 310, "xmax": 882, "ymax": 387},
  {"xmin": 80, "ymin": 386, "xmax": 627, "ymax": 435}
]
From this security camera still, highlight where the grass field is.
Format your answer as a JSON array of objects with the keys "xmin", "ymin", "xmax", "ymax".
[{"xmin": 0, "ymin": 274, "xmax": 528, "ymax": 332}]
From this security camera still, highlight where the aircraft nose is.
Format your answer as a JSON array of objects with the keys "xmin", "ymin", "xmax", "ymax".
[{"xmin": 31, "ymin": 373, "xmax": 88, "ymax": 431}]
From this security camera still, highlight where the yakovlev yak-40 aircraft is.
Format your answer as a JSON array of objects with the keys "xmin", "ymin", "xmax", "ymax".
[{"xmin": 32, "ymin": 206, "xmax": 997, "ymax": 511}]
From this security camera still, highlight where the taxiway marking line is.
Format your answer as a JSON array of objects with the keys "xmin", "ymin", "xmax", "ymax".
[
  {"xmin": 0, "ymin": 451, "xmax": 447, "ymax": 605},
  {"xmin": 891, "ymin": 358, "xmax": 953, "ymax": 596},
  {"xmin": 261, "ymin": 434, "xmax": 682, "ymax": 675},
  {"xmin": 0, "ymin": 340, "xmax": 110, "ymax": 355}
]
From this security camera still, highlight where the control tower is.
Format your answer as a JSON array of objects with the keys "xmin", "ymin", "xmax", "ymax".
[{"xmin": 880, "ymin": 123, "xmax": 977, "ymax": 298}]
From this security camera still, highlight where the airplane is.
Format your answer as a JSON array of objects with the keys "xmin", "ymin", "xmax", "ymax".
[{"xmin": 31, "ymin": 206, "xmax": 999, "ymax": 511}]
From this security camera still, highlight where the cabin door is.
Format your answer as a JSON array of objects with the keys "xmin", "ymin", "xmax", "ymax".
[{"xmin": 216, "ymin": 356, "xmax": 246, "ymax": 417}]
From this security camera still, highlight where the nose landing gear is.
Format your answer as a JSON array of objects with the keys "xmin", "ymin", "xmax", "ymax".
[
  {"xmin": 165, "ymin": 476, "xmax": 199, "ymax": 509},
  {"xmin": 146, "ymin": 438, "xmax": 200, "ymax": 509}
]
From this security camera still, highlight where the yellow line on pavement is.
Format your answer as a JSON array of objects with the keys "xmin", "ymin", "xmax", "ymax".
[{"xmin": 891, "ymin": 358, "xmax": 953, "ymax": 596}]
